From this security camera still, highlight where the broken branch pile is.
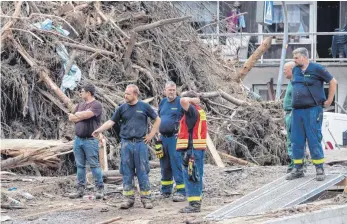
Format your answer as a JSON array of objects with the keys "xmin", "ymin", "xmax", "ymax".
[
  {"xmin": 1, "ymin": 1, "xmax": 287, "ymax": 172},
  {"xmin": 1, "ymin": 139, "xmax": 73, "ymax": 169}
]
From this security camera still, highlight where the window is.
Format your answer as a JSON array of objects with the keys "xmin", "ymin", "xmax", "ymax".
[
  {"xmin": 264, "ymin": 4, "xmax": 310, "ymax": 39},
  {"xmin": 252, "ymin": 84, "xmax": 288, "ymax": 101}
]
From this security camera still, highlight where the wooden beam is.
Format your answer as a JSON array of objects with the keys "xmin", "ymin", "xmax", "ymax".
[
  {"xmin": 218, "ymin": 151, "xmax": 256, "ymax": 166},
  {"xmin": 99, "ymin": 138, "xmax": 108, "ymax": 171},
  {"xmin": 218, "ymin": 89, "xmax": 247, "ymax": 106},
  {"xmin": 238, "ymin": 36, "xmax": 273, "ymax": 80},
  {"xmin": 98, "ymin": 217, "xmax": 122, "ymax": 224},
  {"xmin": 61, "ymin": 41, "xmax": 116, "ymax": 57},
  {"xmin": 134, "ymin": 16, "xmax": 191, "ymax": 32},
  {"xmin": 206, "ymin": 133, "xmax": 225, "ymax": 168}
]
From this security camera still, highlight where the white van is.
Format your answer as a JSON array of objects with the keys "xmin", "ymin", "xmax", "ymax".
[{"xmin": 321, "ymin": 112, "xmax": 347, "ymax": 163}]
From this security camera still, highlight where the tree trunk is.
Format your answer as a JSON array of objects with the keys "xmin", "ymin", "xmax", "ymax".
[{"xmin": 238, "ymin": 36, "xmax": 273, "ymax": 81}]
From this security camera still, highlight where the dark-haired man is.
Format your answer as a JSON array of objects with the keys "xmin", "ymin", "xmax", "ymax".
[{"xmin": 68, "ymin": 83, "xmax": 104, "ymax": 199}]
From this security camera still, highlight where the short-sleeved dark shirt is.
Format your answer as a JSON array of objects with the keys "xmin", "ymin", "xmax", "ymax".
[
  {"xmin": 111, "ymin": 101, "xmax": 158, "ymax": 139},
  {"xmin": 74, "ymin": 100, "xmax": 103, "ymax": 138},
  {"xmin": 158, "ymin": 97, "xmax": 183, "ymax": 135},
  {"xmin": 183, "ymin": 104, "xmax": 199, "ymax": 149},
  {"xmin": 292, "ymin": 62, "xmax": 333, "ymax": 109},
  {"xmin": 184, "ymin": 104, "xmax": 198, "ymax": 131}
]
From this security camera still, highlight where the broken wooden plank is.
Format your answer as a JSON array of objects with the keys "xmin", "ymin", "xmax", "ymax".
[
  {"xmin": 0, "ymin": 139, "xmax": 63, "ymax": 152},
  {"xmin": 218, "ymin": 89, "xmax": 247, "ymax": 106},
  {"xmin": 218, "ymin": 151, "xmax": 256, "ymax": 166},
  {"xmin": 134, "ymin": 16, "xmax": 191, "ymax": 32},
  {"xmin": 61, "ymin": 41, "xmax": 117, "ymax": 57},
  {"xmin": 206, "ymin": 133, "xmax": 225, "ymax": 168},
  {"xmin": 98, "ymin": 216, "xmax": 122, "ymax": 224},
  {"xmin": 99, "ymin": 138, "xmax": 108, "ymax": 171}
]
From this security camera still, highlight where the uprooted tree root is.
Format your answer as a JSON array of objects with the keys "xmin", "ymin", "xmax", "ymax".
[{"xmin": 1, "ymin": 1, "xmax": 288, "ymax": 173}]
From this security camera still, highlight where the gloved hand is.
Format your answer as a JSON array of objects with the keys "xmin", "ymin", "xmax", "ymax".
[
  {"xmin": 188, "ymin": 156, "xmax": 199, "ymax": 182},
  {"xmin": 154, "ymin": 139, "xmax": 164, "ymax": 159}
]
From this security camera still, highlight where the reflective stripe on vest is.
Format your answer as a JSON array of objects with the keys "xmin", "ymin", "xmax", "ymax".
[{"xmin": 176, "ymin": 106, "xmax": 207, "ymax": 150}]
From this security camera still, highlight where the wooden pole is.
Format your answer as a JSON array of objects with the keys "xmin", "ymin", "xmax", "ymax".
[
  {"xmin": 98, "ymin": 138, "xmax": 108, "ymax": 171},
  {"xmin": 206, "ymin": 133, "xmax": 225, "ymax": 167}
]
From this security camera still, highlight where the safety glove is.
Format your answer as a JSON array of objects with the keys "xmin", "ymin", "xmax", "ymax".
[{"xmin": 154, "ymin": 139, "xmax": 164, "ymax": 159}]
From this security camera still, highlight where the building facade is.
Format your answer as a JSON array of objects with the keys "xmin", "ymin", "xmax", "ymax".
[{"xmin": 174, "ymin": 1, "xmax": 347, "ymax": 112}]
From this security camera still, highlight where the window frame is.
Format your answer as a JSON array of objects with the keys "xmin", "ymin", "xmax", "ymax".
[{"xmin": 258, "ymin": 1, "xmax": 315, "ymax": 46}]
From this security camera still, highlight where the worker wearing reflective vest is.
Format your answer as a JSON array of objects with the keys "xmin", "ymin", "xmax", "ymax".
[{"xmin": 176, "ymin": 91, "xmax": 207, "ymax": 213}]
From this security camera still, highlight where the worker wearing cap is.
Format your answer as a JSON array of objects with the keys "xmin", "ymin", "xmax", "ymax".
[
  {"xmin": 283, "ymin": 61, "xmax": 310, "ymax": 173},
  {"xmin": 176, "ymin": 91, "xmax": 207, "ymax": 213},
  {"xmin": 287, "ymin": 47, "xmax": 337, "ymax": 181},
  {"xmin": 156, "ymin": 81, "xmax": 185, "ymax": 201},
  {"xmin": 92, "ymin": 84, "xmax": 160, "ymax": 209}
]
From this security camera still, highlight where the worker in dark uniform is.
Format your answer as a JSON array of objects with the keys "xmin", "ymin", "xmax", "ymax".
[
  {"xmin": 287, "ymin": 47, "xmax": 337, "ymax": 181},
  {"xmin": 156, "ymin": 81, "xmax": 185, "ymax": 201},
  {"xmin": 92, "ymin": 84, "xmax": 160, "ymax": 209},
  {"xmin": 176, "ymin": 91, "xmax": 207, "ymax": 213}
]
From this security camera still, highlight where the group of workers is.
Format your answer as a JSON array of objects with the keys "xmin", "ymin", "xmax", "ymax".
[
  {"xmin": 66, "ymin": 46, "xmax": 337, "ymax": 213},
  {"xmin": 283, "ymin": 47, "xmax": 337, "ymax": 181},
  {"xmin": 68, "ymin": 81, "xmax": 206, "ymax": 213}
]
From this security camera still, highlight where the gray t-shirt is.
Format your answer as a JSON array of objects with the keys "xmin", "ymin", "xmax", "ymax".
[{"xmin": 74, "ymin": 100, "xmax": 102, "ymax": 138}]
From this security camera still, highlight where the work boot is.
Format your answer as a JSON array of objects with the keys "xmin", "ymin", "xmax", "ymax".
[
  {"xmin": 172, "ymin": 193, "xmax": 185, "ymax": 202},
  {"xmin": 285, "ymin": 167, "xmax": 304, "ymax": 180},
  {"xmin": 161, "ymin": 193, "xmax": 171, "ymax": 199},
  {"xmin": 120, "ymin": 197, "xmax": 135, "ymax": 209},
  {"xmin": 179, "ymin": 201, "xmax": 201, "ymax": 213},
  {"xmin": 286, "ymin": 167, "xmax": 293, "ymax": 173},
  {"xmin": 141, "ymin": 198, "xmax": 153, "ymax": 209},
  {"xmin": 68, "ymin": 185, "xmax": 85, "ymax": 199},
  {"xmin": 316, "ymin": 167, "xmax": 326, "ymax": 181},
  {"xmin": 94, "ymin": 186, "xmax": 104, "ymax": 199}
]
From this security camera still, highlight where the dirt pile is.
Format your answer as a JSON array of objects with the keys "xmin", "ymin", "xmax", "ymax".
[{"xmin": 1, "ymin": 1, "xmax": 287, "ymax": 172}]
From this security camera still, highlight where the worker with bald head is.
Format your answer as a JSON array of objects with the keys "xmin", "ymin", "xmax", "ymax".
[
  {"xmin": 92, "ymin": 84, "xmax": 161, "ymax": 209},
  {"xmin": 283, "ymin": 61, "xmax": 295, "ymax": 173}
]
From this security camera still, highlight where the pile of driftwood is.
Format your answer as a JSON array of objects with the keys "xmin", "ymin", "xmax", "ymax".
[{"xmin": 1, "ymin": 1, "xmax": 286, "ymax": 173}]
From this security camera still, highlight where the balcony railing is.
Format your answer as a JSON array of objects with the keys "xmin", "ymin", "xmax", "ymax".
[{"xmin": 198, "ymin": 31, "xmax": 347, "ymax": 64}]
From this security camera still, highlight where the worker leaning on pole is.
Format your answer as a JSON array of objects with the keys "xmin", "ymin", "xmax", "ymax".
[
  {"xmin": 176, "ymin": 91, "xmax": 207, "ymax": 213},
  {"xmin": 92, "ymin": 84, "xmax": 161, "ymax": 209},
  {"xmin": 286, "ymin": 47, "xmax": 337, "ymax": 181},
  {"xmin": 155, "ymin": 81, "xmax": 186, "ymax": 201}
]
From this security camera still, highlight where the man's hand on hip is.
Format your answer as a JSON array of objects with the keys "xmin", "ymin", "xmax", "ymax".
[
  {"xmin": 92, "ymin": 130, "xmax": 101, "ymax": 138},
  {"xmin": 144, "ymin": 133, "xmax": 154, "ymax": 144},
  {"xmin": 324, "ymin": 99, "xmax": 333, "ymax": 108}
]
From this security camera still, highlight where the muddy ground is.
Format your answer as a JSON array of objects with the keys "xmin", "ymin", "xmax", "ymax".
[{"xmin": 1, "ymin": 164, "xmax": 346, "ymax": 224}]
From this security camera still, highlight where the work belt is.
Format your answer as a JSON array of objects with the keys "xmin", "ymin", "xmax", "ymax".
[
  {"xmin": 161, "ymin": 133, "xmax": 177, "ymax": 138},
  {"xmin": 123, "ymin": 138, "xmax": 143, "ymax": 143},
  {"xmin": 76, "ymin": 136, "xmax": 95, "ymax": 140}
]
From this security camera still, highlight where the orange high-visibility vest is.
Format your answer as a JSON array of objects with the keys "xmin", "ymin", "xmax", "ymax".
[{"xmin": 176, "ymin": 104, "xmax": 207, "ymax": 150}]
